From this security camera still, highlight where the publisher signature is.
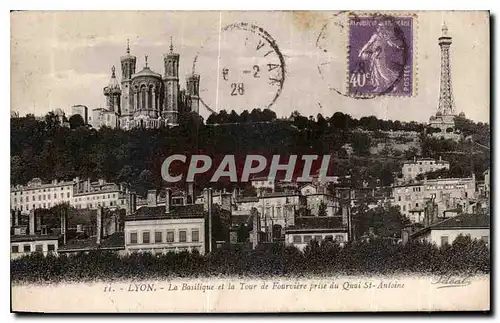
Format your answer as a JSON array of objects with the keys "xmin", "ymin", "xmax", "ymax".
[{"xmin": 431, "ymin": 272, "xmax": 476, "ymax": 289}]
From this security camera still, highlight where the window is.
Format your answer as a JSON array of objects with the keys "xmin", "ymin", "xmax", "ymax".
[
  {"xmin": 440, "ymin": 236, "xmax": 449, "ymax": 246},
  {"xmin": 335, "ymin": 235, "xmax": 345, "ymax": 242},
  {"xmin": 179, "ymin": 230, "xmax": 187, "ymax": 242},
  {"xmin": 166, "ymin": 231, "xmax": 174, "ymax": 243},
  {"xmin": 54, "ymin": 194, "xmax": 56, "ymax": 199},
  {"xmin": 130, "ymin": 232, "xmax": 138, "ymax": 244},
  {"xmin": 398, "ymin": 196, "xmax": 401, "ymax": 202},
  {"xmin": 155, "ymin": 231, "xmax": 163, "ymax": 243},
  {"xmin": 35, "ymin": 245, "xmax": 43, "ymax": 252},
  {"xmin": 26, "ymin": 196, "xmax": 29, "ymax": 202},
  {"xmin": 303, "ymin": 235, "xmax": 312, "ymax": 243},
  {"xmin": 60, "ymin": 193, "xmax": 63, "ymax": 198},
  {"xmin": 403, "ymin": 205, "xmax": 406, "ymax": 211},
  {"xmin": 11, "ymin": 245, "xmax": 19, "ymax": 253},
  {"xmin": 293, "ymin": 235, "xmax": 302, "ymax": 243},
  {"xmin": 67, "ymin": 192, "xmax": 70, "ymax": 198},
  {"xmin": 192, "ymin": 230, "xmax": 199, "ymax": 242},
  {"xmin": 23, "ymin": 245, "xmax": 31, "ymax": 252},
  {"xmin": 142, "ymin": 231, "xmax": 150, "ymax": 244},
  {"xmin": 314, "ymin": 235, "xmax": 322, "ymax": 241}
]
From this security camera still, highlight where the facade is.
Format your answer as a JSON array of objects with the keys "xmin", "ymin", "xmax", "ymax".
[
  {"xmin": 392, "ymin": 175, "xmax": 477, "ymax": 222},
  {"xmin": 70, "ymin": 105, "xmax": 89, "ymax": 124},
  {"xmin": 285, "ymin": 216, "xmax": 348, "ymax": 251},
  {"xmin": 235, "ymin": 192, "xmax": 306, "ymax": 233},
  {"xmin": 401, "ymin": 157, "xmax": 450, "ymax": 182},
  {"xmin": 10, "ymin": 178, "xmax": 75, "ymax": 214},
  {"xmin": 124, "ymin": 191, "xmax": 206, "ymax": 255},
  {"xmin": 10, "ymin": 235, "xmax": 59, "ymax": 260},
  {"xmin": 250, "ymin": 176, "xmax": 276, "ymax": 192},
  {"xmin": 411, "ymin": 213, "xmax": 490, "ymax": 247},
  {"xmin": 92, "ymin": 40, "xmax": 200, "ymax": 130},
  {"xmin": 11, "ymin": 177, "xmax": 131, "ymax": 214},
  {"xmin": 72, "ymin": 179, "xmax": 130, "ymax": 211}
]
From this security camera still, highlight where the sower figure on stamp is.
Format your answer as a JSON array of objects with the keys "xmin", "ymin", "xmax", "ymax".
[{"xmin": 358, "ymin": 22, "xmax": 403, "ymax": 92}]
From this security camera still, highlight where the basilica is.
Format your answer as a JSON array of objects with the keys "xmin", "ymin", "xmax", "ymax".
[{"xmin": 91, "ymin": 40, "xmax": 200, "ymax": 130}]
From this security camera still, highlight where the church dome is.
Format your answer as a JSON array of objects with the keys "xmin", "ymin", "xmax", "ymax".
[
  {"xmin": 459, "ymin": 112, "xmax": 465, "ymax": 117},
  {"xmin": 132, "ymin": 66, "xmax": 162, "ymax": 79},
  {"xmin": 108, "ymin": 66, "xmax": 120, "ymax": 89}
]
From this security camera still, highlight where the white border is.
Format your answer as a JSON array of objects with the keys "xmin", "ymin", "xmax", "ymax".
[{"xmin": 3, "ymin": 0, "xmax": 497, "ymax": 321}]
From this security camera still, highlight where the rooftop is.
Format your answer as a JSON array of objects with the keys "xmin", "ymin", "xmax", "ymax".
[
  {"xmin": 58, "ymin": 232, "xmax": 125, "ymax": 252},
  {"xmin": 11, "ymin": 234, "xmax": 60, "ymax": 243},
  {"xmin": 411, "ymin": 214, "xmax": 490, "ymax": 238},
  {"xmin": 288, "ymin": 216, "xmax": 345, "ymax": 230},
  {"xmin": 125, "ymin": 203, "xmax": 205, "ymax": 221}
]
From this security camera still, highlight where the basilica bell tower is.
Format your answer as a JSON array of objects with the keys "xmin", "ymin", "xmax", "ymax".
[{"xmin": 162, "ymin": 38, "xmax": 180, "ymax": 125}]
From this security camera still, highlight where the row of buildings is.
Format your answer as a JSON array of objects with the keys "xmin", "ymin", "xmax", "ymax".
[{"xmin": 10, "ymin": 154, "xmax": 490, "ymax": 259}]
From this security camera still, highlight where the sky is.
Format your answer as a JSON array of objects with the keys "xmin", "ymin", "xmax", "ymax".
[{"xmin": 11, "ymin": 11, "xmax": 490, "ymax": 123}]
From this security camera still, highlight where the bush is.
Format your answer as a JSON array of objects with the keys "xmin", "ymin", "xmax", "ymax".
[{"xmin": 11, "ymin": 236, "xmax": 489, "ymax": 283}]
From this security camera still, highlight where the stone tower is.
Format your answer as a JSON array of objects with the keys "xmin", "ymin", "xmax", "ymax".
[
  {"xmin": 162, "ymin": 38, "xmax": 179, "ymax": 125},
  {"xmin": 120, "ymin": 39, "xmax": 137, "ymax": 117},
  {"xmin": 437, "ymin": 23, "xmax": 455, "ymax": 116},
  {"xmin": 103, "ymin": 66, "xmax": 121, "ymax": 114},
  {"xmin": 186, "ymin": 73, "xmax": 200, "ymax": 114}
]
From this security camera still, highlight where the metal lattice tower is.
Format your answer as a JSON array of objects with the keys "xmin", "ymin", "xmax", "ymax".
[{"xmin": 438, "ymin": 23, "xmax": 455, "ymax": 115}]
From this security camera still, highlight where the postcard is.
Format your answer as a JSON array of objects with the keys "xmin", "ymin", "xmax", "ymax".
[{"xmin": 10, "ymin": 10, "xmax": 490, "ymax": 313}]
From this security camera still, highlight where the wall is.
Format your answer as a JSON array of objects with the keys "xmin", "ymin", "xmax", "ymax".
[
  {"xmin": 285, "ymin": 231, "xmax": 348, "ymax": 251},
  {"xmin": 416, "ymin": 228, "xmax": 489, "ymax": 247},
  {"xmin": 10, "ymin": 239, "xmax": 59, "ymax": 260},
  {"xmin": 124, "ymin": 217, "xmax": 205, "ymax": 255}
]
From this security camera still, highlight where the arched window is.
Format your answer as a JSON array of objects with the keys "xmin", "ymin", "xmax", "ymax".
[
  {"xmin": 141, "ymin": 87, "xmax": 147, "ymax": 110},
  {"xmin": 148, "ymin": 86, "xmax": 153, "ymax": 110}
]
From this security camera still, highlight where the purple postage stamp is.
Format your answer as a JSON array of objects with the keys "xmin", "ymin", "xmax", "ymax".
[{"xmin": 348, "ymin": 14, "xmax": 414, "ymax": 97}]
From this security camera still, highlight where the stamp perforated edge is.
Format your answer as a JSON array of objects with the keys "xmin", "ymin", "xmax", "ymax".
[{"xmin": 345, "ymin": 11, "xmax": 419, "ymax": 99}]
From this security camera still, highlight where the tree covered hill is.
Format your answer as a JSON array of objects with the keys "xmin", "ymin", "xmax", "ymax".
[{"xmin": 11, "ymin": 109, "xmax": 490, "ymax": 195}]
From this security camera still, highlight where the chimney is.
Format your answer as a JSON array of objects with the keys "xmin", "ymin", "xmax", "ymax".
[
  {"xmin": 187, "ymin": 182, "xmax": 194, "ymax": 204},
  {"xmin": 165, "ymin": 188, "xmax": 171, "ymax": 214},
  {"xmin": 147, "ymin": 189, "xmax": 158, "ymax": 207},
  {"xmin": 60, "ymin": 208, "xmax": 67, "ymax": 245},
  {"xmin": 96, "ymin": 207, "xmax": 103, "ymax": 245},
  {"xmin": 13, "ymin": 209, "xmax": 19, "ymax": 226},
  {"xmin": 127, "ymin": 192, "xmax": 137, "ymax": 215},
  {"xmin": 207, "ymin": 188, "xmax": 213, "ymax": 253},
  {"xmin": 251, "ymin": 207, "xmax": 260, "ymax": 249},
  {"xmin": 29, "ymin": 209, "xmax": 35, "ymax": 235},
  {"xmin": 341, "ymin": 206, "xmax": 348, "ymax": 227}
]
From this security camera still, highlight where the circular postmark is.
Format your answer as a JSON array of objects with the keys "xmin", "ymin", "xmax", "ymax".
[
  {"xmin": 193, "ymin": 22, "xmax": 286, "ymax": 114},
  {"xmin": 316, "ymin": 11, "xmax": 415, "ymax": 99}
]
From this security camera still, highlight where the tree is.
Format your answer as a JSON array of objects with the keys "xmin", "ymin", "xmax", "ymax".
[
  {"xmin": 318, "ymin": 201, "xmax": 327, "ymax": 217},
  {"xmin": 353, "ymin": 206, "xmax": 411, "ymax": 239},
  {"xmin": 69, "ymin": 114, "xmax": 85, "ymax": 129},
  {"xmin": 350, "ymin": 132, "xmax": 372, "ymax": 156}
]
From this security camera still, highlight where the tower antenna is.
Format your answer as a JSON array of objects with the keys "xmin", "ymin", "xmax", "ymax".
[
  {"xmin": 126, "ymin": 39, "xmax": 130, "ymax": 54},
  {"xmin": 170, "ymin": 36, "xmax": 174, "ymax": 53}
]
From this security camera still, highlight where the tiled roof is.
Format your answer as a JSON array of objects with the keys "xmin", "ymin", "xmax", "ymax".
[
  {"xmin": 235, "ymin": 196, "xmax": 259, "ymax": 203},
  {"xmin": 11, "ymin": 234, "xmax": 60, "ymax": 242},
  {"xmin": 58, "ymin": 232, "xmax": 124, "ymax": 251},
  {"xmin": 430, "ymin": 214, "xmax": 490, "ymax": 229},
  {"xmin": 288, "ymin": 216, "xmax": 345, "ymax": 230},
  {"xmin": 126, "ymin": 203, "xmax": 205, "ymax": 221},
  {"xmin": 411, "ymin": 214, "xmax": 490, "ymax": 238}
]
